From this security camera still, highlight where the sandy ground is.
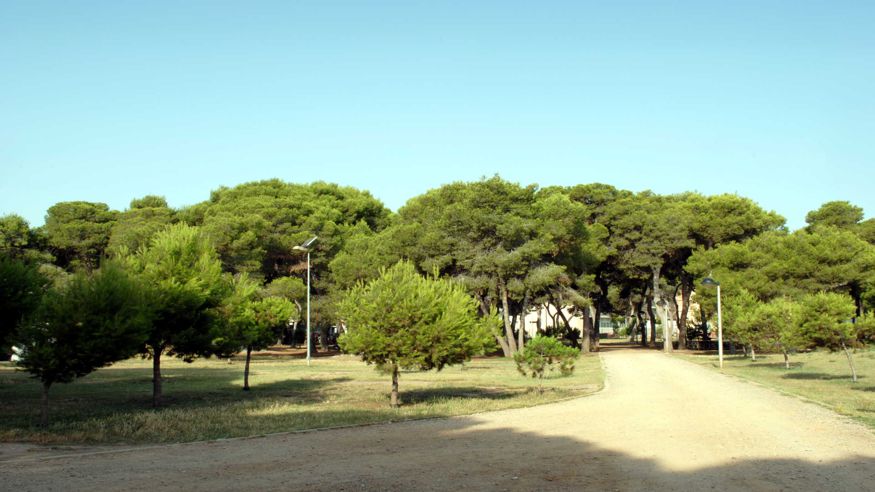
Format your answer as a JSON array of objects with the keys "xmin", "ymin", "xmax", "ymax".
[{"xmin": 2, "ymin": 349, "xmax": 874, "ymax": 491}]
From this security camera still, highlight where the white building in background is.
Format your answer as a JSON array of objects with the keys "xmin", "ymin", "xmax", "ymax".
[{"xmin": 520, "ymin": 306, "xmax": 619, "ymax": 338}]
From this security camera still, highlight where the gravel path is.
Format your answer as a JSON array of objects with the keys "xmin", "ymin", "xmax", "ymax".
[{"xmin": 2, "ymin": 349, "xmax": 874, "ymax": 491}]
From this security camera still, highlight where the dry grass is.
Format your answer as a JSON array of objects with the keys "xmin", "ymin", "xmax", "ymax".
[
  {"xmin": 675, "ymin": 348, "xmax": 875, "ymax": 429},
  {"xmin": 0, "ymin": 352, "xmax": 603, "ymax": 444}
]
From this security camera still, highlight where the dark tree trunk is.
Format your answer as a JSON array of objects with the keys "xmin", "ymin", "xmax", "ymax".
[
  {"xmin": 390, "ymin": 364, "xmax": 400, "ymax": 407},
  {"xmin": 841, "ymin": 342, "xmax": 858, "ymax": 383},
  {"xmin": 626, "ymin": 298, "xmax": 636, "ymax": 342},
  {"xmin": 592, "ymin": 304, "xmax": 602, "ymax": 352},
  {"xmin": 41, "ymin": 382, "xmax": 51, "ymax": 428},
  {"xmin": 152, "ymin": 347, "xmax": 163, "ymax": 408},
  {"xmin": 243, "ymin": 345, "xmax": 253, "ymax": 391},
  {"xmin": 854, "ymin": 292, "xmax": 863, "ymax": 318},
  {"xmin": 635, "ymin": 291, "xmax": 647, "ymax": 347},
  {"xmin": 782, "ymin": 348, "xmax": 790, "ymax": 369}
]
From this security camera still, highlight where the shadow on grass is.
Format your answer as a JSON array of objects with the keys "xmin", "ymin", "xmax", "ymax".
[
  {"xmin": 399, "ymin": 386, "xmax": 522, "ymax": 405},
  {"xmin": 782, "ymin": 373, "xmax": 863, "ymax": 381},
  {"xmin": 598, "ymin": 342, "xmax": 664, "ymax": 352},
  {"xmin": 0, "ymin": 362, "xmax": 356, "ymax": 434},
  {"xmin": 747, "ymin": 361, "xmax": 804, "ymax": 369},
  {"xmin": 851, "ymin": 386, "xmax": 875, "ymax": 393}
]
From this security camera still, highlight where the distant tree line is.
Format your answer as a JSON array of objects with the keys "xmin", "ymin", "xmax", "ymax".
[{"xmin": 2, "ymin": 177, "xmax": 875, "ymax": 422}]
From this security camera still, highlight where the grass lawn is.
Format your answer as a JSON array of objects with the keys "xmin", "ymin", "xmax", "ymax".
[
  {"xmin": 0, "ymin": 352, "xmax": 603, "ymax": 445},
  {"xmin": 675, "ymin": 348, "xmax": 875, "ymax": 429}
]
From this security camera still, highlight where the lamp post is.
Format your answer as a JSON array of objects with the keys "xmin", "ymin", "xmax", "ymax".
[
  {"xmin": 701, "ymin": 277, "xmax": 723, "ymax": 369},
  {"xmin": 293, "ymin": 236, "xmax": 318, "ymax": 366}
]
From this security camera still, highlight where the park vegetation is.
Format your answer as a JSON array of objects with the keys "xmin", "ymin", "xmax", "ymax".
[
  {"xmin": 2, "ymin": 177, "xmax": 875, "ymax": 425},
  {"xmin": 514, "ymin": 335, "xmax": 581, "ymax": 391},
  {"xmin": 338, "ymin": 261, "xmax": 497, "ymax": 406}
]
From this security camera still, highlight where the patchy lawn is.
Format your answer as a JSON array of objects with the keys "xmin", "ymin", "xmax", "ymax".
[
  {"xmin": 675, "ymin": 348, "xmax": 875, "ymax": 429},
  {"xmin": 0, "ymin": 352, "xmax": 603, "ymax": 444}
]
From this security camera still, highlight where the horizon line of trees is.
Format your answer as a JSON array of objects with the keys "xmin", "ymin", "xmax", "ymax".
[{"xmin": 3, "ymin": 177, "xmax": 875, "ymax": 422}]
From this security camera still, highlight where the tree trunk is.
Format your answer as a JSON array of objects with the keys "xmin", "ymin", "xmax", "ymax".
[
  {"xmin": 551, "ymin": 296, "xmax": 579, "ymax": 349},
  {"xmin": 592, "ymin": 304, "xmax": 601, "ymax": 352},
  {"xmin": 390, "ymin": 364, "xmax": 400, "ymax": 407},
  {"xmin": 635, "ymin": 284, "xmax": 648, "ymax": 346},
  {"xmin": 581, "ymin": 307, "xmax": 592, "ymax": 353},
  {"xmin": 645, "ymin": 296, "xmax": 656, "ymax": 348},
  {"xmin": 662, "ymin": 305, "xmax": 672, "ymax": 353},
  {"xmin": 290, "ymin": 320, "xmax": 299, "ymax": 345},
  {"xmin": 243, "ymin": 345, "xmax": 252, "ymax": 391},
  {"xmin": 517, "ymin": 293, "xmax": 529, "ymax": 350},
  {"xmin": 499, "ymin": 278, "xmax": 518, "ymax": 355},
  {"xmin": 494, "ymin": 333, "xmax": 511, "ymax": 357},
  {"xmin": 782, "ymin": 349, "xmax": 790, "ymax": 369},
  {"xmin": 677, "ymin": 277, "xmax": 692, "ymax": 350},
  {"xmin": 750, "ymin": 345, "xmax": 756, "ymax": 362},
  {"xmin": 649, "ymin": 268, "xmax": 660, "ymax": 348},
  {"xmin": 41, "ymin": 381, "xmax": 51, "ymax": 428},
  {"xmin": 851, "ymin": 285, "xmax": 863, "ymax": 318},
  {"xmin": 841, "ymin": 342, "xmax": 858, "ymax": 383},
  {"xmin": 635, "ymin": 294, "xmax": 647, "ymax": 347},
  {"xmin": 152, "ymin": 347, "xmax": 163, "ymax": 408},
  {"xmin": 482, "ymin": 292, "xmax": 511, "ymax": 356}
]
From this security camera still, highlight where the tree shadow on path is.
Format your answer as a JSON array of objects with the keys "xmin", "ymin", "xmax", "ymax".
[{"xmin": 3, "ymin": 413, "xmax": 874, "ymax": 491}]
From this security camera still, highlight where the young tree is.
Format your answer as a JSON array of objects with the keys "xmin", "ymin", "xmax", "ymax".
[
  {"xmin": 749, "ymin": 298, "xmax": 804, "ymax": 369},
  {"xmin": 15, "ymin": 265, "xmax": 148, "ymax": 425},
  {"xmin": 123, "ymin": 224, "xmax": 227, "ymax": 407},
  {"xmin": 720, "ymin": 288, "xmax": 761, "ymax": 360},
  {"xmin": 514, "ymin": 336, "xmax": 580, "ymax": 391},
  {"xmin": 338, "ymin": 261, "xmax": 497, "ymax": 407},
  {"xmin": 214, "ymin": 276, "xmax": 296, "ymax": 390},
  {"xmin": 798, "ymin": 292, "xmax": 860, "ymax": 382}
]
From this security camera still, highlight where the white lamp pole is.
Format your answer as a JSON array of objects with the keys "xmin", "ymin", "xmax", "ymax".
[
  {"xmin": 716, "ymin": 283, "xmax": 723, "ymax": 370},
  {"xmin": 305, "ymin": 249, "xmax": 311, "ymax": 366},
  {"xmin": 293, "ymin": 236, "xmax": 318, "ymax": 367}
]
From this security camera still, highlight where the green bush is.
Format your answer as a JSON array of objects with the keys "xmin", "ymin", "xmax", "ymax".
[{"xmin": 514, "ymin": 336, "xmax": 580, "ymax": 385}]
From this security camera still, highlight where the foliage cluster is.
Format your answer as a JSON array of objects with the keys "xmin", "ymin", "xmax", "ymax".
[
  {"xmin": 338, "ymin": 261, "xmax": 497, "ymax": 406},
  {"xmin": 513, "ymin": 336, "xmax": 580, "ymax": 384},
  {"xmin": 2, "ymin": 177, "xmax": 874, "ymax": 423}
]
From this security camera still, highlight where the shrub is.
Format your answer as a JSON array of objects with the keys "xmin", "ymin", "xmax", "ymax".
[{"xmin": 514, "ymin": 336, "xmax": 580, "ymax": 387}]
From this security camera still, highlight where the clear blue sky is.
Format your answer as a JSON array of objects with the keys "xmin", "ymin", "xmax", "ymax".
[{"xmin": 2, "ymin": 1, "xmax": 873, "ymax": 230}]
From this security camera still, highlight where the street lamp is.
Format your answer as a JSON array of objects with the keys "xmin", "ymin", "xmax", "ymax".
[
  {"xmin": 701, "ymin": 277, "xmax": 723, "ymax": 369},
  {"xmin": 293, "ymin": 236, "xmax": 318, "ymax": 366}
]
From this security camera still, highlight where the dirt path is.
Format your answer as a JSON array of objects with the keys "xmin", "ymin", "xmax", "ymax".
[{"xmin": 2, "ymin": 350, "xmax": 874, "ymax": 491}]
